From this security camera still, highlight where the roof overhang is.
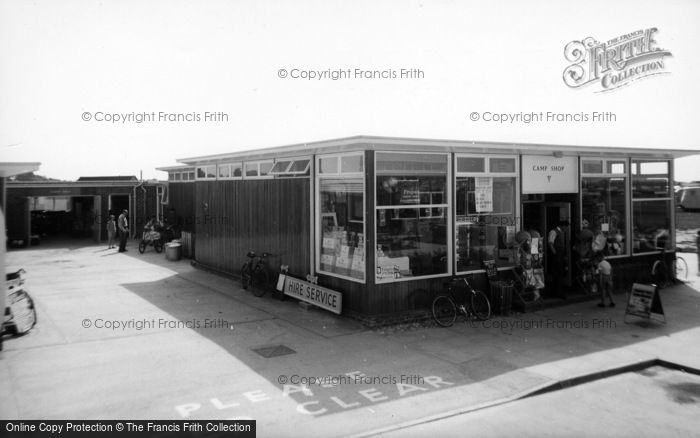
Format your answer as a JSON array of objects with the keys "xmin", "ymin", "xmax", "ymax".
[
  {"xmin": 0, "ymin": 162, "xmax": 41, "ymax": 178},
  {"xmin": 174, "ymin": 136, "xmax": 700, "ymax": 165}
]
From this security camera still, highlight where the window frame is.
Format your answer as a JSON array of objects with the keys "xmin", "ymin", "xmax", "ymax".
[
  {"xmin": 196, "ymin": 165, "xmax": 217, "ymax": 180},
  {"xmin": 455, "ymin": 154, "xmax": 519, "ymax": 274},
  {"xmin": 269, "ymin": 157, "xmax": 312, "ymax": 177},
  {"xmin": 374, "ymin": 151, "xmax": 452, "ymax": 284},
  {"xmin": 579, "ymin": 157, "xmax": 630, "ymax": 258},
  {"xmin": 315, "ymin": 152, "xmax": 366, "ymax": 283},
  {"xmin": 630, "ymin": 158, "xmax": 674, "ymax": 255}
]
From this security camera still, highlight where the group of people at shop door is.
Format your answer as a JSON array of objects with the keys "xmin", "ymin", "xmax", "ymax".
[{"xmin": 515, "ymin": 220, "xmax": 615, "ymax": 307}]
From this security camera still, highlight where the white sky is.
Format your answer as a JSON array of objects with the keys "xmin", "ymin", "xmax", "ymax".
[{"xmin": 1, "ymin": 0, "xmax": 699, "ymax": 181}]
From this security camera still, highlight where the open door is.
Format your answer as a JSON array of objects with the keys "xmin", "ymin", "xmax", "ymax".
[{"xmin": 543, "ymin": 202, "xmax": 572, "ymax": 292}]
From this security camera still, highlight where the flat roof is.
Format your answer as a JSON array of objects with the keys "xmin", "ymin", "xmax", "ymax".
[
  {"xmin": 0, "ymin": 162, "xmax": 41, "ymax": 178},
  {"xmin": 174, "ymin": 135, "xmax": 700, "ymax": 165}
]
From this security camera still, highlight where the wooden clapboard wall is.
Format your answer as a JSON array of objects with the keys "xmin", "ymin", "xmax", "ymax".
[{"xmin": 194, "ymin": 178, "xmax": 311, "ymax": 280}]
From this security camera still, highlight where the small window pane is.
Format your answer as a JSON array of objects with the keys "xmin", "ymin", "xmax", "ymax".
[
  {"xmin": 260, "ymin": 162, "xmax": 273, "ymax": 175},
  {"xmin": 218, "ymin": 165, "xmax": 231, "ymax": 179},
  {"xmin": 289, "ymin": 159, "xmax": 310, "ymax": 173},
  {"xmin": 489, "ymin": 158, "xmax": 515, "ymax": 173},
  {"xmin": 319, "ymin": 157, "xmax": 339, "ymax": 174},
  {"xmin": 197, "ymin": 167, "xmax": 206, "ymax": 179},
  {"xmin": 168, "ymin": 173, "xmax": 174, "ymax": 181},
  {"xmin": 245, "ymin": 163, "xmax": 258, "ymax": 177},
  {"xmin": 270, "ymin": 160, "xmax": 292, "ymax": 173},
  {"xmin": 457, "ymin": 157, "xmax": 485, "ymax": 173},
  {"xmin": 582, "ymin": 160, "xmax": 603, "ymax": 174},
  {"xmin": 187, "ymin": 172, "xmax": 195, "ymax": 180},
  {"xmin": 206, "ymin": 166, "xmax": 216, "ymax": 179},
  {"xmin": 377, "ymin": 153, "xmax": 447, "ymax": 174},
  {"xmin": 231, "ymin": 163, "xmax": 242, "ymax": 177},
  {"xmin": 173, "ymin": 172, "xmax": 181, "ymax": 181},
  {"xmin": 341, "ymin": 155, "xmax": 363, "ymax": 173},
  {"xmin": 607, "ymin": 161, "xmax": 626, "ymax": 174}
]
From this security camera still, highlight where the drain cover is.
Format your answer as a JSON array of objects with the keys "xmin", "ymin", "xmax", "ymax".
[{"xmin": 252, "ymin": 345, "xmax": 297, "ymax": 358}]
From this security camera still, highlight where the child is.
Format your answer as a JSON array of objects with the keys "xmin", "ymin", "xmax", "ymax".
[
  {"xmin": 595, "ymin": 254, "xmax": 615, "ymax": 307},
  {"xmin": 106, "ymin": 215, "xmax": 116, "ymax": 249}
]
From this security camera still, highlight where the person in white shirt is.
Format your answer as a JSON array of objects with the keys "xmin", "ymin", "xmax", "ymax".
[{"xmin": 595, "ymin": 254, "xmax": 615, "ymax": 307}]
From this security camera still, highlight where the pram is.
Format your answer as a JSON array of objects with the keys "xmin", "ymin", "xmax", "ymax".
[{"xmin": 138, "ymin": 228, "xmax": 164, "ymax": 253}]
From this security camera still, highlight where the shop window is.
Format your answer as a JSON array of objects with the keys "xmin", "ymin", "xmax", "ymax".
[
  {"xmin": 270, "ymin": 160, "xmax": 292, "ymax": 174},
  {"xmin": 489, "ymin": 157, "xmax": 516, "ymax": 173},
  {"xmin": 341, "ymin": 155, "xmax": 363, "ymax": 173},
  {"xmin": 288, "ymin": 159, "xmax": 310, "ymax": 174},
  {"xmin": 319, "ymin": 157, "xmax": 339, "ymax": 174},
  {"xmin": 607, "ymin": 160, "xmax": 626, "ymax": 174},
  {"xmin": 632, "ymin": 159, "xmax": 671, "ymax": 253},
  {"xmin": 270, "ymin": 158, "xmax": 310, "ymax": 176},
  {"xmin": 317, "ymin": 153, "xmax": 365, "ymax": 282},
  {"xmin": 245, "ymin": 162, "xmax": 258, "ymax": 177},
  {"xmin": 218, "ymin": 164, "xmax": 231, "ymax": 179},
  {"xmin": 581, "ymin": 177, "xmax": 627, "ymax": 256},
  {"xmin": 376, "ymin": 153, "xmax": 449, "ymax": 282},
  {"xmin": 632, "ymin": 160, "xmax": 670, "ymax": 198},
  {"xmin": 457, "ymin": 157, "xmax": 485, "ymax": 173},
  {"xmin": 196, "ymin": 166, "xmax": 216, "ymax": 180},
  {"xmin": 243, "ymin": 161, "xmax": 274, "ymax": 178},
  {"xmin": 260, "ymin": 162, "xmax": 273, "ymax": 176},
  {"xmin": 455, "ymin": 177, "xmax": 517, "ymax": 272},
  {"xmin": 633, "ymin": 200, "xmax": 672, "ymax": 253},
  {"xmin": 582, "ymin": 159, "xmax": 604, "ymax": 174}
]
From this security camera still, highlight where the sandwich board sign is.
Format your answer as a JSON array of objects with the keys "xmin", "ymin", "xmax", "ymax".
[{"xmin": 624, "ymin": 283, "xmax": 665, "ymax": 324}]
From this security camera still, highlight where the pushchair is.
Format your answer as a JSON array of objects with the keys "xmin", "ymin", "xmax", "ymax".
[{"xmin": 138, "ymin": 228, "xmax": 164, "ymax": 253}]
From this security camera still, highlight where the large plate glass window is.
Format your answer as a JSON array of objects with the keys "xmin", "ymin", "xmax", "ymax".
[
  {"xmin": 632, "ymin": 160, "xmax": 672, "ymax": 253},
  {"xmin": 317, "ymin": 154, "xmax": 365, "ymax": 282},
  {"xmin": 581, "ymin": 158, "xmax": 628, "ymax": 256},
  {"xmin": 455, "ymin": 155, "xmax": 517, "ymax": 272},
  {"xmin": 376, "ymin": 152, "xmax": 449, "ymax": 282}
]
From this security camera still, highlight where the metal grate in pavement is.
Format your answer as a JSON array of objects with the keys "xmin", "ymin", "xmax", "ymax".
[{"xmin": 252, "ymin": 344, "xmax": 297, "ymax": 358}]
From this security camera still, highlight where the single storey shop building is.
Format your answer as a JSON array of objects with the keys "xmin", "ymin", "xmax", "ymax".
[{"xmin": 158, "ymin": 136, "xmax": 698, "ymax": 321}]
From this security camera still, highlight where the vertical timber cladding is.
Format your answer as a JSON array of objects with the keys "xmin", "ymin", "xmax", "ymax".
[
  {"xmin": 194, "ymin": 178, "xmax": 311, "ymax": 278},
  {"xmin": 167, "ymin": 182, "xmax": 196, "ymax": 232}
]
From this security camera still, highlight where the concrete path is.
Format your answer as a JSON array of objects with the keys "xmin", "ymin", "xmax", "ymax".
[{"xmin": 2, "ymin": 243, "xmax": 699, "ymax": 437}]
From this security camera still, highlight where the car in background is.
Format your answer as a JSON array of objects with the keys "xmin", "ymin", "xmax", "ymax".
[{"xmin": 679, "ymin": 186, "xmax": 700, "ymax": 211}]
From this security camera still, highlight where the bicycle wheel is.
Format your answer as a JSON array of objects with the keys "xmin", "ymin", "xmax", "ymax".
[
  {"xmin": 251, "ymin": 267, "xmax": 269, "ymax": 297},
  {"xmin": 470, "ymin": 290, "xmax": 491, "ymax": 321},
  {"xmin": 154, "ymin": 239, "xmax": 164, "ymax": 253},
  {"xmin": 651, "ymin": 260, "xmax": 668, "ymax": 287},
  {"xmin": 138, "ymin": 240, "xmax": 147, "ymax": 254},
  {"xmin": 674, "ymin": 256, "xmax": 688, "ymax": 281},
  {"xmin": 432, "ymin": 295, "xmax": 457, "ymax": 327},
  {"xmin": 240, "ymin": 263, "xmax": 252, "ymax": 289}
]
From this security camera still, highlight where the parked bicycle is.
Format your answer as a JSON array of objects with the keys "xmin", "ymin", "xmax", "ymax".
[
  {"xmin": 651, "ymin": 248, "xmax": 688, "ymax": 288},
  {"xmin": 240, "ymin": 251, "xmax": 271, "ymax": 297},
  {"xmin": 432, "ymin": 276, "xmax": 491, "ymax": 327}
]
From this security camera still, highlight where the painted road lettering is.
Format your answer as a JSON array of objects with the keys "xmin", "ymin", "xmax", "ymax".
[{"xmin": 175, "ymin": 371, "xmax": 454, "ymax": 418}]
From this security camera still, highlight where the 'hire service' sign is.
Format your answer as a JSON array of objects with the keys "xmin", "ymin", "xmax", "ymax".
[{"xmin": 280, "ymin": 276, "xmax": 342, "ymax": 314}]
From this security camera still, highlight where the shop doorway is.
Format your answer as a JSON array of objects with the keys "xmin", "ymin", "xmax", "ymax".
[{"xmin": 522, "ymin": 194, "xmax": 576, "ymax": 297}]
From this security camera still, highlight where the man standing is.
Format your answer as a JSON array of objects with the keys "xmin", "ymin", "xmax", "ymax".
[
  {"xmin": 118, "ymin": 209, "xmax": 129, "ymax": 253},
  {"xmin": 548, "ymin": 220, "xmax": 569, "ymax": 298}
]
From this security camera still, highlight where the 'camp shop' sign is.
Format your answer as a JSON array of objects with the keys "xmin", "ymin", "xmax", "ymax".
[
  {"xmin": 280, "ymin": 275, "xmax": 342, "ymax": 314},
  {"xmin": 522, "ymin": 155, "xmax": 578, "ymax": 194}
]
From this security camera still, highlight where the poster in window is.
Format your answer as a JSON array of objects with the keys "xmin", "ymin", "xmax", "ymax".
[{"xmin": 475, "ymin": 177, "xmax": 493, "ymax": 213}]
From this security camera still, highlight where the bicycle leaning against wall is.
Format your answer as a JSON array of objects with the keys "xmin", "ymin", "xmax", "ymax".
[
  {"xmin": 240, "ymin": 251, "xmax": 272, "ymax": 297},
  {"xmin": 651, "ymin": 248, "xmax": 688, "ymax": 288},
  {"xmin": 432, "ymin": 275, "xmax": 492, "ymax": 327}
]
